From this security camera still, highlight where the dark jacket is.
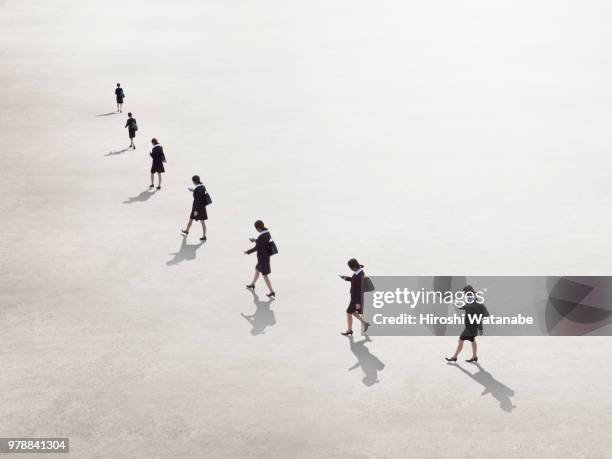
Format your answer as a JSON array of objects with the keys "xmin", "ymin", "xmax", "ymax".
[
  {"xmin": 115, "ymin": 87, "xmax": 124, "ymax": 102},
  {"xmin": 125, "ymin": 118, "xmax": 137, "ymax": 130},
  {"xmin": 150, "ymin": 145, "xmax": 165, "ymax": 163},
  {"xmin": 246, "ymin": 231, "xmax": 271, "ymax": 261},
  {"xmin": 344, "ymin": 270, "xmax": 364, "ymax": 305},
  {"xmin": 192, "ymin": 184, "xmax": 207, "ymax": 214},
  {"xmin": 459, "ymin": 301, "xmax": 489, "ymax": 335}
]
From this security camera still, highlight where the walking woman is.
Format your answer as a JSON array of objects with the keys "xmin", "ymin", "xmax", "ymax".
[
  {"xmin": 245, "ymin": 220, "xmax": 275, "ymax": 298},
  {"xmin": 115, "ymin": 83, "xmax": 124, "ymax": 112},
  {"xmin": 125, "ymin": 112, "xmax": 138, "ymax": 149},
  {"xmin": 445, "ymin": 285, "xmax": 488, "ymax": 363},
  {"xmin": 339, "ymin": 258, "xmax": 371, "ymax": 336},
  {"xmin": 181, "ymin": 175, "xmax": 208, "ymax": 241},
  {"xmin": 149, "ymin": 138, "xmax": 165, "ymax": 190}
]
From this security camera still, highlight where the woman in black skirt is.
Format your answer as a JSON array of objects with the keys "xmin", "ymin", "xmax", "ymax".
[
  {"xmin": 125, "ymin": 112, "xmax": 137, "ymax": 149},
  {"xmin": 181, "ymin": 175, "xmax": 208, "ymax": 241},
  {"xmin": 149, "ymin": 138, "xmax": 165, "ymax": 190},
  {"xmin": 115, "ymin": 83, "xmax": 124, "ymax": 113},
  {"xmin": 445, "ymin": 285, "xmax": 487, "ymax": 363},
  {"xmin": 245, "ymin": 220, "xmax": 275, "ymax": 298},
  {"xmin": 339, "ymin": 258, "xmax": 371, "ymax": 336}
]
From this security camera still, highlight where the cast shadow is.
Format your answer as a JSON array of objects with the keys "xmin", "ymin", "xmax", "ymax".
[
  {"xmin": 241, "ymin": 290, "xmax": 276, "ymax": 335},
  {"xmin": 96, "ymin": 112, "xmax": 118, "ymax": 117},
  {"xmin": 123, "ymin": 189, "xmax": 156, "ymax": 204},
  {"xmin": 166, "ymin": 235, "xmax": 204, "ymax": 266},
  {"xmin": 105, "ymin": 147, "xmax": 130, "ymax": 156},
  {"xmin": 347, "ymin": 335, "xmax": 385, "ymax": 387},
  {"xmin": 447, "ymin": 362, "xmax": 516, "ymax": 412}
]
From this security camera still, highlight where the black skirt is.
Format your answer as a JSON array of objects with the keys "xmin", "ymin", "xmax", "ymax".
[
  {"xmin": 116, "ymin": 96, "xmax": 124, "ymax": 103},
  {"xmin": 190, "ymin": 207, "xmax": 207, "ymax": 221},
  {"xmin": 151, "ymin": 160, "xmax": 165, "ymax": 173},
  {"xmin": 459, "ymin": 326, "xmax": 478, "ymax": 341},
  {"xmin": 256, "ymin": 258, "xmax": 271, "ymax": 275},
  {"xmin": 128, "ymin": 128, "xmax": 136, "ymax": 139},
  {"xmin": 346, "ymin": 302, "xmax": 363, "ymax": 314}
]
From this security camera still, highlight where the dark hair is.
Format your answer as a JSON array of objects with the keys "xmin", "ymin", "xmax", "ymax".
[
  {"xmin": 192, "ymin": 175, "xmax": 201, "ymax": 184},
  {"xmin": 151, "ymin": 138, "xmax": 158, "ymax": 145},
  {"xmin": 117, "ymin": 83, "xmax": 121, "ymax": 87},
  {"xmin": 347, "ymin": 258, "xmax": 363, "ymax": 271},
  {"xmin": 254, "ymin": 220, "xmax": 267, "ymax": 231},
  {"xmin": 463, "ymin": 285, "xmax": 476, "ymax": 294},
  {"xmin": 128, "ymin": 112, "xmax": 133, "ymax": 117}
]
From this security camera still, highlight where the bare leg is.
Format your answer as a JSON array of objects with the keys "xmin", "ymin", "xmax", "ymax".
[
  {"xmin": 451, "ymin": 339, "xmax": 464, "ymax": 359},
  {"xmin": 346, "ymin": 313, "xmax": 353, "ymax": 332},
  {"xmin": 470, "ymin": 340, "xmax": 477, "ymax": 359},
  {"xmin": 184, "ymin": 218, "xmax": 194, "ymax": 233},
  {"xmin": 150, "ymin": 173, "xmax": 154, "ymax": 187},
  {"xmin": 351, "ymin": 312, "xmax": 366, "ymax": 324},
  {"xmin": 250, "ymin": 270, "xmax": 260, "ymax": 285},
  {"xmin": 200, "ymin": 220, "xmax": 206, "ymax": 237},
  {"xmin": 119, "ymin": 103, "xmax": 122, "ymax": 113},
  {"xmin": 157, "ymin": 173, "xmax": 162, "ymax": 187},
  {"xmin": 262, "ymin": 274, "xmax": 274, "ymax": 293},
  {"xmin": 117, "ymin": 103, "xmax": 120, "ymax": 112}
]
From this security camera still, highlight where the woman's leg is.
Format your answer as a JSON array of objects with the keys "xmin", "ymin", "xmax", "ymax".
[
  {"xmin": 250, "ymin": 270, "xmax": 260, "ymax": 285},
  {"xmin": 470, "ymin": 339, "xmax": 477, "ymax": 359},
  {"xmin": 150, "ymin": 173, "xmax": 155, "ymax": 187},
  {"xmin": 346, "ymin": 313, "xmax": 353, "ymax": 332},
  {"xmin": 119, "ymin": 103, "xmax": 122, "ymax": 113},
  {"xmin": 157, "ymin": 172, "xmax": 162, "ymax": 187},
  {"xmin": 451, "ymin": 339, "xmax": 464, "ymax": 358},
  {"xmin": 184, "ymin": 218, "xmax": 194, "ymax": 232},
  {"xmin": 262, "ymin": 274, "xmax": 274, "ymax": 293},
  {"xmin": 200, "ymin": 220, "xmax": 206, "ymax": 237},
  {"xmin": 351, "ymin": 312, "xmax": 367, "ymax": 325},
  {"xmin": 117, "ymin": 103, "xmax": 120, "ymax": 112}
]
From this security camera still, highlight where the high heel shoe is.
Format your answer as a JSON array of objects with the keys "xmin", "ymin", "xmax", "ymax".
[
  {"xmin": 245, "ymin": 284, "xmax": 255, "ymax": 290},
  {"xmin": 466, "ymin": 357, "xmax": 478, "ymax": 363},
  {"xmin": 363, "ymin": 322, "xmax": 370, "ymax": 333},
  {"xmin": 266, "ymin": 291, "xmax": 275, "ymax": 298},
  {"xmin": 181, "ymin": 229, "xmax": 188, "ymax": 236},
  {"xmin": 341, "ymin": 330, "xmax": 353, "ymax": 336},
  {"xmin": 445, "ymin": 357, "xmax": 457, "ymax": 362}
]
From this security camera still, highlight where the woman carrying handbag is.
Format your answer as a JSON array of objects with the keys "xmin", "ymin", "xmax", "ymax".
[
  {"xmin": 339, "ymin": 258, "xmax": 371, "ymax": 336},
  {"xmin": 181, "ymin": 175, "xmax": 210, "ymax": 241},
  {"xmin": 245, "ymin": 220, "xmax": 276, "ymax": 298}
]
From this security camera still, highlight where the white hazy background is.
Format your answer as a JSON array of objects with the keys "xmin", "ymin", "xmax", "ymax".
[{"xmin": 1, "ymin": 1, "xmax": 612, "ymax": 457}]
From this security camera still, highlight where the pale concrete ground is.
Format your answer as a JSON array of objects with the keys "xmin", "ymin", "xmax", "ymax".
[{"xmin": 1, "ymin": 0, "xmax": 612, "ymax": 457}]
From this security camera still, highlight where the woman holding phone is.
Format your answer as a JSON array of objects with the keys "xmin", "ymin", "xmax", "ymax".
[
  {"xmin": 339, "ymin": 258, "xmax": 371, "ymax": 336},
  {"xmin": 181, "ymin": 175, "xmax": 208, "ymax": 241},
  {"xmin": 245, "ymin": 220, "xmax": 275, "ymax": 298},
  {"xmin": 125, "ymin": 112, "xmax": 138, "ymax": 149},
  {"xmin": 445, "ymin": 285, "xmax": 487, "ymax": 363},
  {"xmin": 148, "ymin": 138, "xmax": 165, "ymax": 190}
]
